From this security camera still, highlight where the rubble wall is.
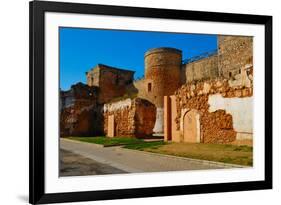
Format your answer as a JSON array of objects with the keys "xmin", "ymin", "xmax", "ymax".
[
  {"xmin": 60, "ymin": 83, "xmax": 103, "ymax": 137},
  {"xmin": 103, "ymin": 98, "xmax": 156, "ymax": 138},
  {"xmin": 174, "ymin": 76, "xmax": 253, "ymax": 143}
]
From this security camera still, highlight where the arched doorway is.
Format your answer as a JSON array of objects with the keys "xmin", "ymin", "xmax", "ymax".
[{"xmin": 183, "ymin": 110, "xmax": 200, "ymax": 143}]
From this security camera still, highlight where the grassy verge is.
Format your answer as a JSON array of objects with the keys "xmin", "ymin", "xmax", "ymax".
[
  {"xmin": 139, "ymin": 143, "xmax": 253, "ymax": 166},
  {"xmin": 67, "ymin": 136, "xmax": 144, "ymax": 146},
  {"xmin": 123, "ymin": 141, "xmax": 166, "ymax": 150},
  {"xmin": 66, "ymin": 136, "xmax": 252, "ymax": 166}
]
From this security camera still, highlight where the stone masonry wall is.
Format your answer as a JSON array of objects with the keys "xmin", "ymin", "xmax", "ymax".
[
  {"xmin": 181, "ymin": 55, "xmax": 219, "ymax": 84},
  {"xmin": 174, "ymin": 75, "xmax": 253, "ymax": 143},
  {"xmin": 133, "ymin": 78, "xmax": 147, "ymax": 100},
  {"xmin": 60, "ymin": 83, "xmax": 103, "ymax": 137},
  {"xmin": 103, "ymin": 98, "xmax": 156, "ymax": 138},
  {"xmin": 179, "ymin": 35, "xmax": 252, "ymax": 85},
  {"xmin": 218, "ymin": 35, "xmax": 253, "ymax": 79},
  {"xmin": 86, "ymin": 64, "xmax": 135, "ymax": 104},
  {"xmin": 144, "ymin": 48, "xmax": 182, "ymax": 108}
]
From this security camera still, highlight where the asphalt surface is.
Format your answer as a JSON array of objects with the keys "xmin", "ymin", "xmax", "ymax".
[
  {"xmin": 60, "ymin": 149, "xmax": 126, "ymax": 176},
  {"xmin": 60, "ymin": 138, "xmax": 225, "ymax": 175}
]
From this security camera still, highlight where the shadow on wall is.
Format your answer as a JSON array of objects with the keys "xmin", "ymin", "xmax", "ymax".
[
  {"xmin": 60, "ymin": 83, "xmax": 105, "ymax": 137},
  {"xmin": 60, "ymin": 104, "xmax": 105, "ymax": 137}
]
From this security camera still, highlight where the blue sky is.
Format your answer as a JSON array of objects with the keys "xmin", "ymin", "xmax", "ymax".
[{"xmin": 59, "ymin": 27, "xmax": 217, "ymax": 90}]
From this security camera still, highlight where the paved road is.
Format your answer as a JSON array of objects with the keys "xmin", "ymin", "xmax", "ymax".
[
  {"xmin": 60, "ymin": 138, "xmax": 225, "ymax": 174},
  {"xmin": 60, "ymin": 149, "xmax": 126, "ymax": 176}
]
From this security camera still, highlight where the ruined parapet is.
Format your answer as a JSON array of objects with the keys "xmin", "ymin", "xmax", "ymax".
[
  {"xmin": 103, "ymin": 98, "xmax": 156, "ymax": 138},
  {"xmin": 60, "ymin": 82, "xmax": 98, "ymax": 110}
]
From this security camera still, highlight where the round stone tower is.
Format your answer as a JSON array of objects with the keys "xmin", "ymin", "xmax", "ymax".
[{"xmin": 144, "ymin": 47, "xmax": 182, "ymax": 133}]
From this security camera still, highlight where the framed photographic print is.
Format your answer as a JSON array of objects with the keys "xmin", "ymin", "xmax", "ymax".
[{"xmin": 29, "ymin": 0, "xmax": 272, "ymax": 204}]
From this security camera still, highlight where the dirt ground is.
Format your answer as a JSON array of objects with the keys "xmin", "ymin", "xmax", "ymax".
[
  {"xmin": 143, "ymin": 142, "xmax": 253, "ymax": 166},
  {"xmin": 230, "ymin": 140, "xmax": 253, "ymax": 146}
]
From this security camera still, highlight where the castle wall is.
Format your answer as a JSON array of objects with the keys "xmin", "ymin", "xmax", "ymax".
[
  {"xmin": 181, "ymin": 55, "xmax": 219, "ymax": 84},
  {"xmin": 142, "ymin": 48, "xmax": 182, "ymax": 133},
  {"xmin": 133, "ymin": 79, "xmax": 147, "ymax": 99},
  {"xmin": 61, "ymin": 37, "xmax": 254, "ymax": 139},
  {"xmin": 208, "ymin": 94, "xmax": 253, "ymax": 140},
  {"xmin": 144, "ymin": 48, "xmax": 182, "ymax": 108},
  {"xmin": 60, "ymin": 94, "xmax": 74, "ymax": 112},
  {"xmin": 60, "ymin": 83, "xmax": 103, "ymax": 137},
  {"xmin": 165, "ymin": 74, "xmax": 253, "ymax": 144},
  {"xmin": 180, "ymin": 35, "xmax": 253, "ymax": 84},
  {"xmin": 86, "ymin": 67, "xmax": 100, "ymax": 86},
  {"xmin": 103, "ymin": 98, "xmax": 156, "ymax": 138},
  {"xmin": 86, "ymin": 64, "xmax": 135, "ymax": 103},
  {"xmin": 218, "ymin": 36, "xmax": 253, "ymax": 78}
]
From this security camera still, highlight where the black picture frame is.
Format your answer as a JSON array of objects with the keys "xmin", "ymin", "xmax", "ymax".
[{"xmin": 29, "ymin": 0, "xmax": 272, "ymax": 204}]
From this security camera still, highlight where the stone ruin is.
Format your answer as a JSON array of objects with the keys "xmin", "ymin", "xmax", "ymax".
[
  {"xmin": 60, "ymin": 82, "xmax": 103, "ymax": 136},
  {"xmin": 60, "ymin": 35, "xmax": 253, "ymax": 145},
  {"xmin": 103, "ymin": 98, "xmax": 156, "ymax": 138}
]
